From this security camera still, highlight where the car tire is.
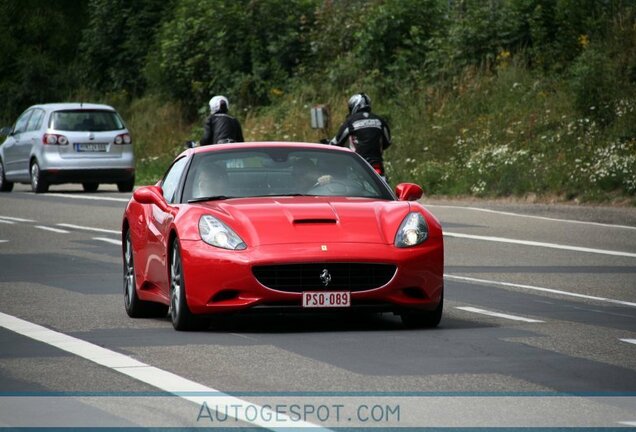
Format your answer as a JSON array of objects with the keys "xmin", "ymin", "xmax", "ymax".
[
  {"xmin": 82, "ymin": 182, "xmax": 99, "ymax": 192},
  {"xmin": 0, "ymin": 159, "xmax": 13, "ymax": 192},
  {"xmin": 400, "ymin": 293, "xmax": 443, "ymax": 329},
  {"xmin": 30, "ymin": 160, "xmax": 48, "ymax": 193},
  {"xmin": 117, "ymin": 176, "xmax": 135, "ymax": 193},
  {"xmin": 123, "ymin": 230, "xmax": 168, "ymax": 318},
  {"xmin": 170, "ymin": 239, "xmax": 206, "ymax": 331}
]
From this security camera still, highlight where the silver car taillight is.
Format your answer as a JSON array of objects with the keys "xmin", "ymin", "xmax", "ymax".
[
  {"xmin": 43, "ymin": 134, "xmax": 68, "ymax": 145},
  {"xmin": 114, "ymin": 133, "xmax": 132, "ymax": 145}
]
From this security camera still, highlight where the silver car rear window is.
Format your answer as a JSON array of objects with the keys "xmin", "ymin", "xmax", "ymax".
[{"xmin": 49, "ymin": 110, "xmax": 125, "ymax": 132}]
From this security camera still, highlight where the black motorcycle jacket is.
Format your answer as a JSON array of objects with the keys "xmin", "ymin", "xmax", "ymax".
[
  {"xmin": 201, "ymin": 113, "xmax": 244, "ymax": 145},
  {"xmin": 330, "ymin": 110, "xmax": 391, "ymax": 168}
]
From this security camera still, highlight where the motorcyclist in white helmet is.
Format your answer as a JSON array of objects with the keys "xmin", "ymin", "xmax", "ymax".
[{"xmin": 200, "ymin": 95, "xmax": 244, "ymax": 145}]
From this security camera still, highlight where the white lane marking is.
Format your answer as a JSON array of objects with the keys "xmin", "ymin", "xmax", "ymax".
[
  {"xmin": 426, "ymin": 204, "xmax": 636, "ymax": 230},
  {"xmin": 35, "ymin": 225, "xmax": 70, "ymax": 234},
  {"xmin": 0, "ymin": 240, "xmax": 8, "ymax": 243},
  {"xmin": 93, "ymin": 237, "xmax": 121, "ymax": 245},
  {"xmin": 0, "ymin": 312, "xmax": 322, "ymax": 430},
  {"xmin": 456, "ymin": 306, "xmax": 545, "ymax": 323},
  {"xmin": 57, "ymin": 223, "xmax": 119, "ymax": 235},
  {"xmin": 444, "ymin": 231, "xmax": 636, "ymax": 258},
  {"xmin": 0, "ymin": 215, "xmax": 36, "ymax": 222},
  {"xmin": 40, "ymin": 193, "xmax": 129, "ymax": 203},
  {"xmin": 445, "ymin": 274, "xmax": 636, "ymax": 308},
  {"xmin": 0, "ymin": 219, "xmax": 15, "ymax": 224},
  {"xmin": 619, "ymin": 422, "xmax": 636, "ymax": 426},
  {"xmin": 620, "ymin": 339, "xmax": 636, "ymax": 346}
]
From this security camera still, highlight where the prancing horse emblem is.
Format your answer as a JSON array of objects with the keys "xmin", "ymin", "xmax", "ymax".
[{"xmin": 320, "ymin": 269, "xmax": 332, "ymax": 287}]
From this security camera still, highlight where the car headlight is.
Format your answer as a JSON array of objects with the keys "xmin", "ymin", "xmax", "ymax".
[
  {"xmin": 199, "ymin": 215, "xmax": 246, "ymax": 250},
  {"xmin": 394, "ymin": 212, "xmax": 428, "ymax": 247}
]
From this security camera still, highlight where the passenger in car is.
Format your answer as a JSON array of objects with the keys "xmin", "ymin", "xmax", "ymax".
[{"xmin": 193, "ymin": 165, "xmax": 229, "ymax": 198}]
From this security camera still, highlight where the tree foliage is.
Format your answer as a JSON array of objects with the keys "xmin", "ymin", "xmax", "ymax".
[
  {"xmin": 1, "ymin": 0, "xmax": 634, "ymax": 127},
  {"xmin": 79, "ymin": 0, "xmax": 175, "ymax": 96},
  {"xmin": 156, "ymin": 0, "xmax": 315, "ymax": 114},
  {"xmin": 0, "ymin": 0, "xmax": 87, "ymax": 121}
]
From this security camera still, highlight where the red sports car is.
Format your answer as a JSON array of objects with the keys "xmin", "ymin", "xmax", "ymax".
[{"xmin": 122, "ymin": 142, "xmax": 443, "ymax": 330}]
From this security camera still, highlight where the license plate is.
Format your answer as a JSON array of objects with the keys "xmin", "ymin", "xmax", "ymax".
[
  {"xmin": 75, "ymin": 143, "xmax": 107, "ymax": 152},
  {"xmin": 302, "ymin": 291, "xmax": 351, "ymax": 308}
]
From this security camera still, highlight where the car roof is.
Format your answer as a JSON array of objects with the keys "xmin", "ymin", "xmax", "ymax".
[
  {"xmin": 29, "ymin": 103, "xmax": 118, "ymax": 112},
  {"xmin": 186, "ymin": 142, "xmax": 354, "ymax": 157}
]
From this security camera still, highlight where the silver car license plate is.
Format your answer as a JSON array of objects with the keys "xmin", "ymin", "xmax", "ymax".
[{"xmin": 75, "ymin": 143, "xmax": 107, "ymax": 152}]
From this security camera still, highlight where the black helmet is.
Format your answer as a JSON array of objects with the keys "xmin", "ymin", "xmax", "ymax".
[{"xmin": 348, "ymin": 93, "xmax": 371, "ymax": 115}]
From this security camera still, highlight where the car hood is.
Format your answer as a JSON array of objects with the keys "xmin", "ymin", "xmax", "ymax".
[{"xmin": 189, "ymin": 196, "xmax": 414, "ymax": 246}]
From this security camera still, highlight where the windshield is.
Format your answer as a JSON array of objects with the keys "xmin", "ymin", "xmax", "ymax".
[
  {"xmin": 49, "ymin": 110, "xmax": 126, "ymax": 132},
  {"xmin": 183, "ymin": 148, "xmax": 392, "ymax": 202}
]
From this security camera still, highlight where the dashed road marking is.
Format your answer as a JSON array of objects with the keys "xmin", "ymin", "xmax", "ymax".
[
  {"xmin": 456, "ymin": 306, "xmax": 545, "ymax": 323},
  {"xmin": 40, "ymin": 193, "xmax": 129, "ymax": 203},
  {"xmin": 427, "ymin": 204, "xmax": 636, "ymax": 231},
  {"xmin": 620, "ymin": 339, "xmax": 636, "ymax": 346},
  {"xmin": 0, "ymin": 215, "xmax": 35, "ymax": 223},
  {"xmin": 35, "ymin": 225, "xmax": 70, "ymax": 234},
  {"xmin": 444, "ymin": 231, "xmax": 636, "ymax": 258},
  {"xmin": 445, "ymin": 274, "xmax": 636, "ymax": 308},
  {"xmin": 57, "ymin": 223, "xmax": 119, "ymax": 235},
  {"xmin": 93, "ymin": 237, "xmax": 121, "ymax": 245}
]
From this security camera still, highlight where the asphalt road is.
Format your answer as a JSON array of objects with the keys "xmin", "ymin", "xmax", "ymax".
[{"xmin": 1, "ymin": 183, "xmax": 635, "ymax": 429}]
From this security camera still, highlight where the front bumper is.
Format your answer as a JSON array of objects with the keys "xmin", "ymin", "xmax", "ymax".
[{"xmin": 179, "ymin": 240, "xmax": 444, "ymax": 315}]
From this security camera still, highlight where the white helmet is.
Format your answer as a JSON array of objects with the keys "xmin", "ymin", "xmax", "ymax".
[{"xmin": 209, "ymin": 95, "xmax": 229, "ymax": 114}]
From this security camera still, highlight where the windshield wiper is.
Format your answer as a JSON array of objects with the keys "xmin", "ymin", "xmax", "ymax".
[
  {"xmin": 250, "ymin": 193, "xmax": 317, "ymax": 197},
  {"xmin": 188, "ymin": 195, "xmax": 234, "ymax": 203}
]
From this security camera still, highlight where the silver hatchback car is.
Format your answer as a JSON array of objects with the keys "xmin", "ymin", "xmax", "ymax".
[{"xmin": 0, "ymin": 103, "xmax": 135, "ymax": 193}]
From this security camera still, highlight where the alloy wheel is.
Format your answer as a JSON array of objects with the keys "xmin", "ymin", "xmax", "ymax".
[
  {"xmin": 170, "ymin": 244, "xmax": 182, "ymax": 323},
  {"xmin": 30, "ymin": 163, "xmax": 39, "ymax": 191},
  {"xmin": 124, "ymin": 233, "xmax": 135, "ymax": 309}
]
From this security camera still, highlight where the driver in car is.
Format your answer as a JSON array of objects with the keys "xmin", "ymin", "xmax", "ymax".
[{"xmin": 292, "ymin": 158, "xmax": 333, "ymax": 192}]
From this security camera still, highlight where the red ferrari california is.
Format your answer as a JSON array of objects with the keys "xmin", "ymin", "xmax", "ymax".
[{"xmin": 122, "ymin": 142, "xmax": 444, "ymax": 330}]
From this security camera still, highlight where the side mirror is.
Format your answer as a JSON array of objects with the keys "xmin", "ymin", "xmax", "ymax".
[
  {"xmin": 133, "ymin": 185, "xmax": 176, "ymax": 215},
  {"xmin": 395, "ymin": 183, "xmax": 423, "ymax": 201},
  {"xmin": 0, "ymin": 127, "xmax": 12, "ymax": 136}
]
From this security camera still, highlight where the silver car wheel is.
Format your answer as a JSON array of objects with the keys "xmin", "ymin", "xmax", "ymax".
[{"xmin": 30, "ymin": 163, "xmax": 39, "ymax": 191}]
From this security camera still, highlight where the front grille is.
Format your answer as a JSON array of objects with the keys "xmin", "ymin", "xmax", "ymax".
[{"xmin": 252, "ymin": 263, "xmax": 397, "ymax": 292}]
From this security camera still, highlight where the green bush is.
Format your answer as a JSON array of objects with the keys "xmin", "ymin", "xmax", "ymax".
[{"xmin": 569, "ymin": 48, "xmax": 618, "ymax": 125}]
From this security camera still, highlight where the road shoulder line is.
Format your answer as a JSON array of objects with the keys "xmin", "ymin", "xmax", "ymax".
[{"xmin": 0, "ymin": 311, "xmax": 321, "ymax": 430}]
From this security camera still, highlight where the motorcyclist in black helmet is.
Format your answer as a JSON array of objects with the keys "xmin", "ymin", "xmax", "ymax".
[
  {"xmin": 329, "ymin": 93, "xmax": 392, "ymax": 177},
  {"xmin": 200, "ymin": 95, "xmax": 244, "ymax": 145}
]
